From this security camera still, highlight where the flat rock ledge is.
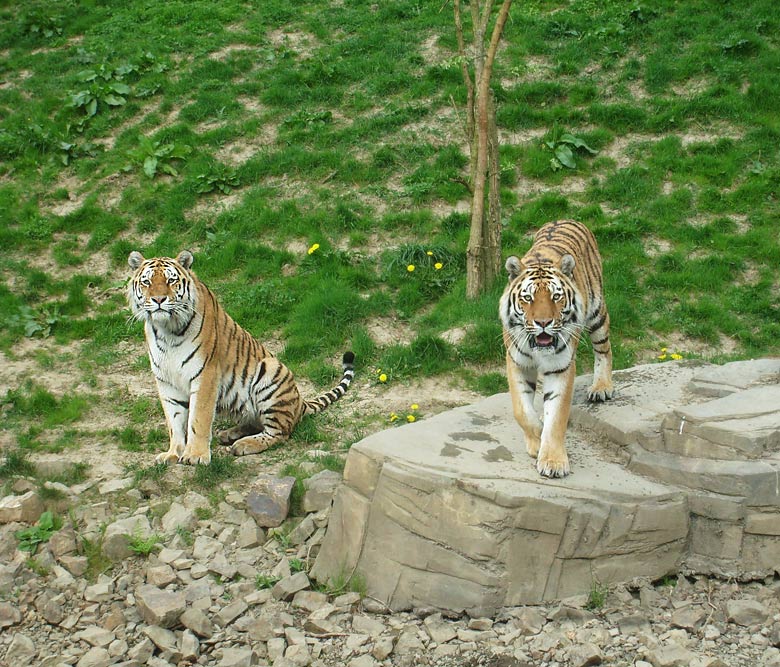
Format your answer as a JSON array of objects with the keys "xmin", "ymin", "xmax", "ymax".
[{"xmin": 313, "ymin": 358, "xmax": 780, "ymax": 616}]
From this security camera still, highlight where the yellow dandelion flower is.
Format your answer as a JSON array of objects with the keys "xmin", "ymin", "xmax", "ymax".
[
  {"xmin": 406, "ymin": 415, "xmax": 416, "ymax": 423},
  {"xmin": 670, "ymin": 353, "xmax": 683, "ymax": 360},
  {"xmin": 657, "ymin": 354, "xmax": 667, "ymax": 360},
  {"xmin": 407, "ymin": 264, "xmax": 415, "ymax": 272},
  {"xmin": 389, "ymin": 413, "xmax": 399, "ymax": 422},
  {"xmin": 434, "ymin": 262, "xmax": 443, "ymax": 270},
  {"xmin": 307, "ymin": 243, "xmax": 320, "ymax": 255},
  {"xmin": 660, "ymin": 347, "xmax": 667, "ymax": 353},
  {"xmin": 410, "ymin": 404, "xmax": 419, "ymax": 411},
  {"xmin": 426, "ymin": 251, "xmax": 433, "ymax": 256},
  {"xmin": 379, "ymin": 373, "xmax": 387, "ymax": 383}
]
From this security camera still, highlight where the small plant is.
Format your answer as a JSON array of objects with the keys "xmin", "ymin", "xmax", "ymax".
[
  {"xmin": 195, "ymin": 163, "xmax": 240, "ymax": 194},
  {"xmin": 545, "ymin": 130, "xmax": 598, "ymax": 171},
  {"xmin": 194, "ymin": 506, "xmax": 213, "ymax": 521},
  {"xmin": 69, "ymin": 65, "xmax": 131, "ymax": 119},
  {"xmin": 15, "ymin": 511, "xmax": 62, "ymax": 554},
  {"xmin": 175, "ymin": 526, "xmax": 194, "ymax": 546},
  {"xmin": 26, "ymin": 556, "xmax": 51, "ymax": 576},
  {"xmin": 256, "ymin": 573, "xmax": 280, "ymax": 590},
  {"xmin": 320, "ymin": 566, "xmax": 367, "ymax": 597},
  {"xmin": 126, "ymin": 136, "xmax": 191, "ymax": 179},
  {"xmin": 585, "ymin": 580, "xmax": 609, "ymax": 610},
  {"xmin": 82, "ymin": 534, "xmax": 112, "ymax": 581},
  {"xmin": 289, "ymin": 558, "xmax": 307, "ymax": 573},
  {"xmin": 128, "ymin": 528, "xmax": 163, "ymax": 557},
  {"xmin": 0, "ymin": 449, "xmax": 37, "ymax": 479}
]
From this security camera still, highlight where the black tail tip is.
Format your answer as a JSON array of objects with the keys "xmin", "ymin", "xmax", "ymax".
[{"xmin": 342, "ymin": 351, "xmax": 355, "ymax": 367}]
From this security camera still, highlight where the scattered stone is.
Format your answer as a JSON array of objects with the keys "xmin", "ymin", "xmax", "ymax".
[
  {"xmin": 0, "ymin": 491, "xmax": 44, "ymax": 524},
  {"xmin": 726, "ymin": 599, "xmax": 769, "ymax": 626},
  {"xmin": 135, "ymin": 584, "xmax": 186, "ymax": 628},
  {"xmin": 245, "ymin": 475, "xmax": 296, "ymax": 528},
  {"xmin": 568, "ymin": 642, "xmax": 603, "ymax": 667},
  {"xmin": 143, "ymin": 625, "xmax": 178, "ymax": 653},
  {"xmin": 218, "ymin": 647, "xmax": 258, "ymax": 667},
  {"xmin": 103, "ymin": 515, "xmax": 153, "ymax": 560},
  {"xmin": 180, "ymin": 607, "xmax": 215, "ymax": 638},
  {"xmin": 216, "ymin": 598, "xmax": 248, "ymax": 626},
  {"xmin": 0, "ymin": 601, "xmax": 22, "ymax": 629},
  {"xmin": 671, "ymin": 605, "xmax": 707, "ymax": 631},
  {"xmin": 5, "ymin": 632, "xmax": 36, "ymax": 665},
  {"xmin": 302, "ymin": 470, "xmax": 342, "ymax": 513},
  {"xmin": 76, "ymin": 647, "xmax": 112, "ymax": 667},
  {"xmin": 424, "ymin": 613, "xmax": 457, "ymax": 643},
  {"xmin": 161, "ymin": 502, "xmax": 197, "ymax": 534},
  {"xmin": 272, "ymin": 571, "xmax": 311, "ymax": 601},
  {"xmin": 98, "ymin": 477, "xmax": 134, "ymax": 495}
]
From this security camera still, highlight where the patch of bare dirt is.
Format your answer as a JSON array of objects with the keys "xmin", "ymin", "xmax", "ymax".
[
  {"xmin": 267, "ymin": 29, "xmax": 319, "ymax": 59},
  {"xmin": 364, "ymin": 317, "xmax": 415, "ymax": 347},
  {"xmin": 215, "ymin": 128, "xmax": 276, "ymax": 165}
]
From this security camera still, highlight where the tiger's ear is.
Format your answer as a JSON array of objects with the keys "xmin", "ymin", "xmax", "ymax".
[
  {"xmin": 560, "ymin": 254, "xmax": 575, "ymax": 277},
  {"xmin": 505, "ymin": 256, "xmax": 523, "ymax": 281},
  {"xmin": 128, "ymin": 251, "xmax": 145, "ymax": 270},
  {"xmin": 176, "ymin": 250, "xmax": 194, "ymax": 270}
]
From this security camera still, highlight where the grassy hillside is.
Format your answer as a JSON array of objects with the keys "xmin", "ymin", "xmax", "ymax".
[{"xmin": 0, "ymin": 0, "xmax": 778, "ymax": 471}]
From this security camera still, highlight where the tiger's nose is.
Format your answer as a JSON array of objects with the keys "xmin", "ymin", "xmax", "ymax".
[
  {"xmin": 151, "ymin": 296, "xmax": 166, "ymax": 305},
  {"xmin": 535, "ymin": 319, "xmax": 552, "ymax": 329}
]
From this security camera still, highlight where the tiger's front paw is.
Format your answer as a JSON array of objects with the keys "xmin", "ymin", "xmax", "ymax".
[
  {"xmin": 536, "ymin": 453, "xmax": 570, "ymax": 478},
  {"xmin": 155, "ymin": 451, "xmax": 180, "ymax": 465},
  {"xmin": 230, "ymin": 436, "xmax": 270, "ymax": 457},
  {"xmin": 587, "ymin": 382, "xmax": 614, "ymax": 403},
  {"xmin": 179, "ymin": 448, "xmax": 211, "ymax": 465},
  {"xmin": 525, "ymin": 437, "xmax": 541, "ymax": 459}
]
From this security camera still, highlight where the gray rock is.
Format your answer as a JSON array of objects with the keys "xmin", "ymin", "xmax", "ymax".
[
  {"xmin": 76, "ymin": 647, "xmax": 112, "ymax": 667},
  {"xmin": 59, "ymin": 555, "xmax": 89, "ymax": 577},
  {"xmin": 671, "ymin": 605, "xmax": 706, "ymax": 631},
  {"xmin": 568, "ymin": 642, "xmax": 603, "ymax": 667},
  {"xmin": 644, "ymin": 642, "xmax": 696, "ymax": 667},
  {"xmin": 0, "ymin": 600, "xmax": 22, "ymax": 629},
  {"xmin": 218, "ymin": 648, "xmax": 258, "ymax": 667},
  {"xmin": 237, "ymin": 517, "xmax": 265, "ymax": 549},
  {"xmin": 84, "ymin": 579, "xmax": 113, "ymax": 602},
  {"xmin": 245, "ymin": 475, "xmax": 296, "ymax": 528},
  {"xmin": 726, "ymin": 599, "xmax": 769, "ymax": 626},
  {"xmin": 302, "ymin": 470, "xmax": 342, "ymax": 513},
  {"xmin": 5, "ymin": 632, "xmax": 36, "ymax": 665},
  {"xmin": 179, "ymin": 629, "xmax": 199, "ymax": 662},
  {"xmin": 348, "ymin": 655, "xmax": 379, "ymax": 667},
  {"xmin": 161, "ymin": 502, "xmax": 197, "ymax": 535},
  {"xmin": 142, "ymin": 625, "xmax": 178, "ymax": 653},
  {"xmin": 135, "ymin": 585, "xmax": 186, "ymax": 628},
  {"xmin": 48, "ymin": 526, "xmax": 77, "ymax": 558},
  {"xmin": 423, "ymin": 613, "xmax": 457, "ymax": 643},
  {"xmin": 192, "ymin": 535, "xmax": 222, "ymax": 560},
  {"xmin": 272, "ymin": 571, "xmax": 311, "ymax": 601},
  {"xmin": 128, "ymin": 637, "xmax": 155, "ymax": 663},
  {"xmin": 291, "ymin": 589, "xmax": 329, "ymax": 612},
  {"xmin": 288, "ymin": 514, "xmax": 316, "ymax": 545},
  {"xmin": 216, "ymin": 598, "xmax": 248, "ymax": 626},
  {"xmin": 76, "ymin": 625, "xmax": 115, "ymax": 647},
  {"xmin": 180, "ymin": 607, "xmax": 215, "ymax": 638},
  {"xmin": 146, "ymin": 563, "xmax": 176, "ymax": 587},
  {"xmin": 0, "ymin": 491, "xmax": 44, "ymax": 524},
  {"xmin": 103, "ymin": 515, "xmax": 153, "ymax": 560}
]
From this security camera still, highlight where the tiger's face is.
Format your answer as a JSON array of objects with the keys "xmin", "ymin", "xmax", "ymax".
[
  {"xmin": 128, "ymin": 250, "xmax": 195, "ymax": 327},
  {"xmin": 500, "ymin": 255, "xmax": 577, "ymax": 352}
]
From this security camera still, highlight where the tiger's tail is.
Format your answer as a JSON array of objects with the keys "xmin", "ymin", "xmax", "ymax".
[{"xmin": 303, "ymin": 351, "xmax": 355, "ymax": 415}]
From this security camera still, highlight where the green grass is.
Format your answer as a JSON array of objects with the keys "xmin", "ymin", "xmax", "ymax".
[{"xmin": 0, "ymin": 0, "xmax": 778, "ymax": 474}]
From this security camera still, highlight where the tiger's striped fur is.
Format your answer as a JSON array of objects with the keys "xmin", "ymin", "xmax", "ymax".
[
  {"xmin": 127, "ymin": 250, "xmax": 354, "ymax": 466},
  {"xmin": 499, "ymin": 220, "xmax": 613, "ymax": 478}
]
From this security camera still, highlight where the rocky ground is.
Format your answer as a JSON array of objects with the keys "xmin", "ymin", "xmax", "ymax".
[{"xmin": 1, "ymin": 463, "xmax": 780, "ymax": 667}]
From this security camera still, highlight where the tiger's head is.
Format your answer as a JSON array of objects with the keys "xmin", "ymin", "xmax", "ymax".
[
  {"xmin": 127, "ymin": 250, "xmax": 196, "ymax": 329},
  {"xmin": 499, "ymin": 254, "xmax": 580, "ymax": 352}
]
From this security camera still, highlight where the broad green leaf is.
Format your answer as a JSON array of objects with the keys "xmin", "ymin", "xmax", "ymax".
[
  {"xmin": 143, "ymin": 156, "xmax": 158, "ymax": 178},
  {"xmin": 555, "ymin": 145, "xmax": 577, "ymax": 169},
  {"xmin": 111, "ymin": 82, "xmax": 131, "ymax": 95},
  {"xmin": 560, "ymin": 133, "xmax": 597, "ymax": 154},
  {"xmin": 87, "ymin": 98, "xmax": 98, "ymax": 117},
  {"xmin": 103, "ymin": 94, "xmax": 126, "ymax": 106}
]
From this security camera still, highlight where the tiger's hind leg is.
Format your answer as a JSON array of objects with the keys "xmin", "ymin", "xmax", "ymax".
[
  {"xmin": 230, "ymin": 429, "xmax": 289, "ymax": 457},
  {"xmin": 587, "ymin": 307, "xmax": 614, "ymax": 402},
  {"xmin": 217, "ymin": 423, "xmax": 257, "ymax": 446}
]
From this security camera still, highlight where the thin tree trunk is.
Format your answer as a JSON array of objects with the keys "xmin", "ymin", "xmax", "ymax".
[{"xmin": 464, "ymin": 0, "xmax": 512, "ymax": 299}]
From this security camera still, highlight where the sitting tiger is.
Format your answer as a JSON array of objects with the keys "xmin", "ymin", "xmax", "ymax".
[
  {"xmin": 499, "ymin": 220, "xmax": 613, "ymax": 478},
  {"xmin": 127, "ymin": 250, "xmax": 354, "ymax": 466}
]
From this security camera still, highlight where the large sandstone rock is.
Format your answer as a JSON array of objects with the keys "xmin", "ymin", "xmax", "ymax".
[
  {"xmin": 312, "ymin": 391, "xmax": 688, "ymax": 615},
  {"xmin": 313, "ymin": 359, "xmax": 780, "ymax": 615}
]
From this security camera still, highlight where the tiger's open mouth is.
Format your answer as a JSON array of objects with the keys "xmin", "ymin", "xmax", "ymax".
[{"xmin": 533, "ymin": 333, "xmax": 555, "ymax": 348}]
